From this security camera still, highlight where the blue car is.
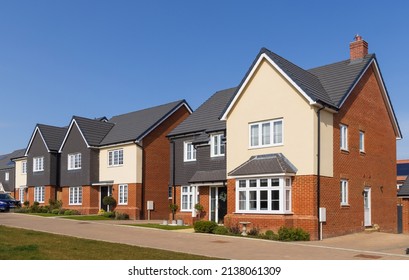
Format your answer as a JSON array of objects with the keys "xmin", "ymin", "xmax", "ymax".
[{"xmin": 0, "ymin": 193, "xmax": 21, "ymax": 212}]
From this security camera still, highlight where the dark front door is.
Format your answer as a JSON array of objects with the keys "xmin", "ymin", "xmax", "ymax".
[
  {"xmin": 210, "ymin": 186, "xmax": 227, "ymax": 224},
  {"xmin": 397, "ymin": 204, "xmax": 403, "ymax": 234},
  {"xmin": 100, "ymin": 186, "xmax": 112, "ymax": 211},
  {"xmin": 218, "ymin": 187, "xmax": 227, "ymax": 224}
]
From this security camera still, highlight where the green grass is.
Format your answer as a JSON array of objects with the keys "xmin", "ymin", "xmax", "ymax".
[
  {"xmin": 22, "ymin": 213, "xmax": 61, "ymax": 217},
  {"xmin": 62, "ymin": 215, "xmax": 112, "ymax": 221},
  {"xmin": 127, "ymin": 223, "xmax": 193, "ymax": 230},
  {"xmin": 0, "ymin": 226, "xmax": 219, "ymax": 260}
]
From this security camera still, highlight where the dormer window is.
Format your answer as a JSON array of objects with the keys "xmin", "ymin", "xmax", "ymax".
[
  {"xmin": 211, "ymin": 134, "xmax": 225, "ymax": 157},
  {"xmin": 184, "ymin": 142, "xmax": 196, "ymax": 162}
]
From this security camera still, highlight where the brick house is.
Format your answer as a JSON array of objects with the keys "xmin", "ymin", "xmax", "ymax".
[
  {"xmin": 219, "ymin": 36, "xmax": 401, "ymax": 240},
  {"xmin": 24, "ymin": 124, "xmax": 67, "ymax": 205},
  {"xmin": 58, "ymin": 100, "xmax": 191, "ymax": 219},
  {"xmin": 167, "ymin": 88, "xmax": 235, "ymax": 224}
]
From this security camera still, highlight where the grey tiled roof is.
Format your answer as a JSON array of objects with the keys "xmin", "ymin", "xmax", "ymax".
[
  {"xmin": 189, "ymin": 169, "xmax": 226, "ymax": 183},
  {"xmin": 37, "ymin": 124, "xmax": 67, "ymax": 152},
  {"xmin": 308, "ymin": 54, "xmax": 374, "ymax": 107},
  {"xmin": 229, "ymin": 153, "xmax": 297, "ymax": 176},
  {"xmin": 0, "ymin": 149, "xmax": 25, "ymax": 169},
  {"xmin": 168, "ymin": 88, "xmax": 236, "ymax": 137},
  {"xmin": 398, "ymin": 178, "xmax": 409, "ymax": 197},
  {"xmin": 100, "ymin": 100, "xmax": 189, "ymax": 145},
  {"xmin": 73, "ymin": 116, "xmax": 115, "ymax": 147}
]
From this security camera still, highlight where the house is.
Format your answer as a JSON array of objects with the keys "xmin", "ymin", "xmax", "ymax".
[
  {"xmin": 24, "ymin": 124, "xmax": 67, "ymax": 205},
  {"xmin": 397, "ymin": 159, "xmax": 409, "ymax": 187},
  {"xmin": 0, "ymin": 149, "xmax": 25, "ymax": 196},
  {"xmin": 167, "ymin": 88, "xmax": 236, "ymax": 224},
  {"xmin": 11, "ymin": 152, "xmax": 28, "ymax": 203},
  {"xmin": 217, "ymin": 35, "xmax": 401, "ymax": 240},
  {"xmin": 397, "ymin": 177, "xmax": 409, "ymax": 234},
  {"xmin": 58, "ymin": 100, "xmax": 191, "ymax": 219}
]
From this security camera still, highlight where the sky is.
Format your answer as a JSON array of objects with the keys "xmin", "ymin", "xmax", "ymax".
[{"xmin": 1, "ymin": 0, "xmax": 409, "ymax": 158}]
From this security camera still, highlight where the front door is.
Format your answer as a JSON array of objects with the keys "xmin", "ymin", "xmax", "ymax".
[
  {"xmin": 363, "ymin": 188, "xmax": 371, "ymax": 227},
  {"xmin": 210, "ymin": 186, "xmax": 227, "ymax": 224},
  {"xmin": 100, "ymin": 186, "xmax": 112, "ymax": 211}
]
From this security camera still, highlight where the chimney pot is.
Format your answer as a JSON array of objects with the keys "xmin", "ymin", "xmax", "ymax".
[{"xmin": 350, "ymin": 35, "xmax": 368, "ymax": 60}]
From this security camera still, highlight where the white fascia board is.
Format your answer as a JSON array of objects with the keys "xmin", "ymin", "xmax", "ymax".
[
  {"xmin": 228, "ymin": 173, "xmax": 296, "ymax": 179},
  {"xmin": 58, "ymin": 119, "xmax": 90, "ymax": 153},
  {"xmin": 339, "ymin": 58, "xmax": 402, "ymax": 139},
  {"xmin": 98, "ymin": 141, "xmax": 135, "ymax": 149},
  {"xmin": 221, "ymin": 53, "xmax": 316, "ymax": 121},
  {"xmin": 24, "ymin": 126, "xmax": 50, "ymax": 156}
]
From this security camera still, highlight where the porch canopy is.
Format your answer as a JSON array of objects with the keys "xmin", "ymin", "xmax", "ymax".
[{"xmin": 189, "ymin": 169, "xmax": 226, "ymax": 184}]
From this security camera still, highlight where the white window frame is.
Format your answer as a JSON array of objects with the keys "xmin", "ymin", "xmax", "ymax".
[
  {"xmin": 181, "ymin": 186, "xmax": 194, "ymax": 211},
  {"xmin": 249, "ymin": 119, "xmax": 283, "ymax": 148},
  {"xmin": 108, "ymin": 149, "xmax": 124, "ymax": 167},
  {"xmin": 235, "ymin": 177, "xmax": 292, "ymax": 214},
  {"xmin": 359, "ymin": 131, "xmax": 365, "ymax": 153},
  {"xmin": 69, "ymin": 186, "xmax": 82, "ymax": 205},
  {"xmin": 5, "ymin": 172, "xmax": 9, "ymax": 181},
  {"xmin": 34, "ymin": 186, "xmax": 45, "ymax": 203},
  {"xmin": 340, "ymin": 124, "xmax": 348, "ymax": 151},
  {"xmin": 340, "ymin": 179, "xmax": 348, "ymax": 206},
  {"xmin": 33, "ymin": 157, "xmax": 44, "ymax": 172},
  {"xmin": 22, "ymin": 161, "xmax": 27, "ymax": 174},
  {"xmin": 118, "ymin": 184, "xmax": 128, "ymax": 205},
  {"xmin": 19, "ymin": 187, "xmax": 25, "ymax": 203},
  {"xmin": 68, "ymin": 153, "xmax": 82, "ymax": 170},
  {"xmin": 210, "ymin": 134, "xmax": 225, "ymax": 157},
  {"xmin": 183, "ymin": 142, "xmax": 196, "ymax": 162}
]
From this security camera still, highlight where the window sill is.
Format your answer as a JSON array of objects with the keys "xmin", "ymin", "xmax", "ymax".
[
  {"xmin": 234, "ymin": 211, "xmax": 292, "ymax": 215},
  {"xmin": 118, "ymin": 203, "xmax": 128, "ymax": 206},
  {"xmin": 249, "ymin": 144, "xmax": 284, "ymax": 150},
  {"xmin": 360, "ymin": 151, "xmax": 366, "ymax": 155},
  {"xmin": 340, "ymin": 204, "xmax": 350, "ymax": 208},
  {"xmin": 180, "ymin": 210, "xmax": 193, "ymax": 212},
  {"xmin": 340, "ymin": 149, "xmax": 349, "ymax": 154}
]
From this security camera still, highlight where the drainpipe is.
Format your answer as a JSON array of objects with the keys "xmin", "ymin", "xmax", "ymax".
[
  {"xmin": 316, "ymin": 105, "xmax": 325, "ymax": 240},
  {"xmin": 172, "ymin": 140, "xmax": 176, "ymax": 221}
]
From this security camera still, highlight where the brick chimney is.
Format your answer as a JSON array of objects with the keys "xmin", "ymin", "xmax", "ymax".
[{"xmin": 350, "ymin": 34, "xmax": 368, "ymax": 60}]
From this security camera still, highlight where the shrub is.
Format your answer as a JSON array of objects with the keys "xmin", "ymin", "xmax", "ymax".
[
  {"xmin": 213, "ymin": 226, "xmax": 229, "ymax": 235},
  {"xmin": 51, "ymin": 209, "xmax": 60, "ymax": 215},
  {"xmin": 98, "ymin": 209, "xmax": 106, "ymax": 215},
  {"xmin": 115, "ymin": 212, "xmax": 129, "ymax": 220},
  {"xmin": 194, "ymin": 203, "xmax": 204, "ymax": 212},
  {"xmin": 64, "ymin": 210, "xmax": 80, "ymax": 216},
  {"xmin": 39, "ymin": 206, "xmax": 50, "ymax": 213},
  {"xmin": 193, "ymin": 220, "xmax": 218, "ymax": 233},
  {"xmin": 277, "ymin": 226, "xmax": 310, "ymax": 241},
  {"xmin": 169, "ymin": 203, "xmax": 178, "ymax": 213},
  {"xmin": 48, "ymin": 199, "xmax": 62, "ymax": 211},
  {"xmin": 261, "ymin": 230, "xmax": 278, "ymax": 240},
  {"xmin": 15, "ymin": 207, "xmax": 29, "ymax": 213},
  {"xmin": 248, "ymin": 227, "xmax": 260, "ymax": 236},
  {"xmin": 227, "ymin": 224, "xmax": 241, "ymax": 235},
  {"xmin": 102, "ymin": 196, "xmax": 116, "ymax": 208},
  {"xmin": 102, "ymin": 211, "xmax": 115, "ymax": 218},
  {"xmin": 23, "ymin": 201, "xmax": 30, "ymax": 207}
]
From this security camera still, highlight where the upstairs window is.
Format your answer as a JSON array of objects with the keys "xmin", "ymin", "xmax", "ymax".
[
  {"xmin": 33, "ymin": 157, "xmax": 44, "ymax": 172},
  {"xmin": 250, "ymin": 119, "xmax": 283, "ymax": 148},
  {"xmin": 68, "ymin": 153, "xmax": 82, "ymax": 170},
  {"xmin": 184, "ymin": 142, "xmax": 196, "ymax": 162},
  {"xmin": 5, "ymin": 172, "xmax": 9, "ymax": 181},
  {"xmin": 108, "ymin": 149, "xmax": 123, "ymax": 166},
  {"xmin": 340, "ymin": 124, "xmax": 348, "ymax": 151},
  {"xmin": 211, "ymin": 134, "xmax": 225, "ymax": 157},
  {"xmin": 359, "ymin": 131, "xmax": 365, "ymax": 153}
]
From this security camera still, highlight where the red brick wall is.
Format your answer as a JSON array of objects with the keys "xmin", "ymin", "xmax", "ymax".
[
  {"xmin": 61, "ymin": 185, "xmax": 99, "ymax": 215},
  {"xmin": 25, "ymin": 185, "xmax": 56, "ymax": 205},
  {"xmin": 111, "ymin": 183, "xmax": 142, "ymax": 220},
  {"xmin": 400, "ymin": 199, "xmax": 409, "ymax": 234},
  {"xmin": 142, "ymin": 105, "xmax": 190, "ymax": 220},
  {"xmin": 321, "ymin": 64, "xmax": 397, "ymax": 238}
]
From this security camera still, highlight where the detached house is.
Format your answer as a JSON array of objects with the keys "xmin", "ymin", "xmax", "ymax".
[
  {"xmin": 59, "ymin": 100, "xmax": 191, "ymax": 219},
  {"xmin": 24, "ymin": 124, "xmax": 67, "ymax": 204},
  {"xmin": 167, "ymin": 88, "xmax": 235, "ymax": 224},
  {"xmin": 219, "ymin": 36, "xmax": 401, "ymax": 239}
]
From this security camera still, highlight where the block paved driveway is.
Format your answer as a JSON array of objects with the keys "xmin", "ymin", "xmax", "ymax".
[{"xmin": 1, "ymin": 213, "xmax": 409, "ymax": 260}]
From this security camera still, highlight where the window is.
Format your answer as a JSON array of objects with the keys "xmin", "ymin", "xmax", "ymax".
[
  {"xmin": 5, "ymin": 172, "xmax": 9, "ymax": 181},
  {"xmin": 68, "ymin": 153, "xmax": 82, "ymax": 170},
  {"xmin": 340, "ymin": 180, "xmax": 348, "ymax": 206},
  {"xmin": 34, "ymin": 186, "xmax": 45, "ymax": 203},
  {"xmin": 108, "ymin": 149, "xmax": 123, "ymax": 166},
  {"xmin": 210, "ymin": 134, "xmax": 225, "ymax": 157},
  {"xmin": 22, "ymin": 161, "xmax": 27, "ymax": 174},
  {"xmin": 118, "ymin": 184, "xmax": 128, "ymax": 205},
  {"xmin": 184, "ymin": 142, "xmax": 196, "ymax": 162},
  {"xmin": 359, "ymin": 131, "xmax": 365, "ymax": 153},
  {"xmin": 340, "ymin": 124, "xmax": 348, "ymax": 151},
  {"xmin": 19, "ymin": 188, "xmax": 25, "ymax": 203},
  {"xmin": 250, "ymin": 119, "xmax": 283, "ymax": 148},
  {"xmin": 236, "ymin": 177, "xmax": 292, "ymax": 213},
  {"xmin": 33, "ymin": 157, "xmax": 44, "ymax": 172},
  {"xmin": 69, "ymin": 186, "xmax": 82, "ymax": 205},
  {"xmin": 181, "ymin": 186, "xmax": 194, "ymax": 211}
]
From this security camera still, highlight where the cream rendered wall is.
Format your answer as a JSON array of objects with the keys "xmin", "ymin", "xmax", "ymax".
[
  {"xmin": 99, "ymin": 143, "xmax": 143, "ymax": 184},
  {"xmin": 14, "ymin": 159, "xmax": 27, "ymax": 188},
  {"xmin": 226, "ymin": 59, "xmax": 333, "ymax": 177}
]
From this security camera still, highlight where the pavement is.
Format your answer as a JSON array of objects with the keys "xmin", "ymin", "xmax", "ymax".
[{"xmin": 1, "ymin": 212, "xmax": 409, "ymax": 260}]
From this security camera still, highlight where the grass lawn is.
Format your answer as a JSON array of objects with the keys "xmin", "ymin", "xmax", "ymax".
[
  {"xmin": 21, "ymin": 213, "xmax": 61, "ymax": 217},
  {"xmin": 127, "ymin": 223, "xmax": 193, "ymax": 230},
  {"xmin": 0, "ymin": 226, "xmax": 219, "ymax": 260},
  {"xmin": 62, "ymin": 215, "xmax": 112, "ymax": 221}
]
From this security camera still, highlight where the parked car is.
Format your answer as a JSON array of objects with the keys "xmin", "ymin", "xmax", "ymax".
[{"xmin": 0, "ymin": 193, "xmax": 21, "ymax": 212}]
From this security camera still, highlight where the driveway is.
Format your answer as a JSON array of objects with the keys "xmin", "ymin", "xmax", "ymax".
[{"xmin": 1, "ymin": 213, "xmax": 409, "ymax": 260}]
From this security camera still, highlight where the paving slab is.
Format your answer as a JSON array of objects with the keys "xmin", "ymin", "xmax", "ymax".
[{"xmin": 1, "ymin": 213, "xmax": 409, "ymax": 260}]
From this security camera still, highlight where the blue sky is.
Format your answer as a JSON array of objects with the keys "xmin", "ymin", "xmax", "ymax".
[{"xmin": 1, "ymin": 0, "xmax": 408, "ymax": 158}]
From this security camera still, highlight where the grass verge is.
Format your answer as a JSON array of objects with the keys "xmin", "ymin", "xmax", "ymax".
[
  {"xmin": 127, "ymin": 223, "xmax": 193, "ymax": 230},
  {"xmin": 0, "ymin": 225, "xmax": 219, "ymax": 260},
  {"xmin": 61, "ymin": 215, "xmax": 112, "ymax": 221}
]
